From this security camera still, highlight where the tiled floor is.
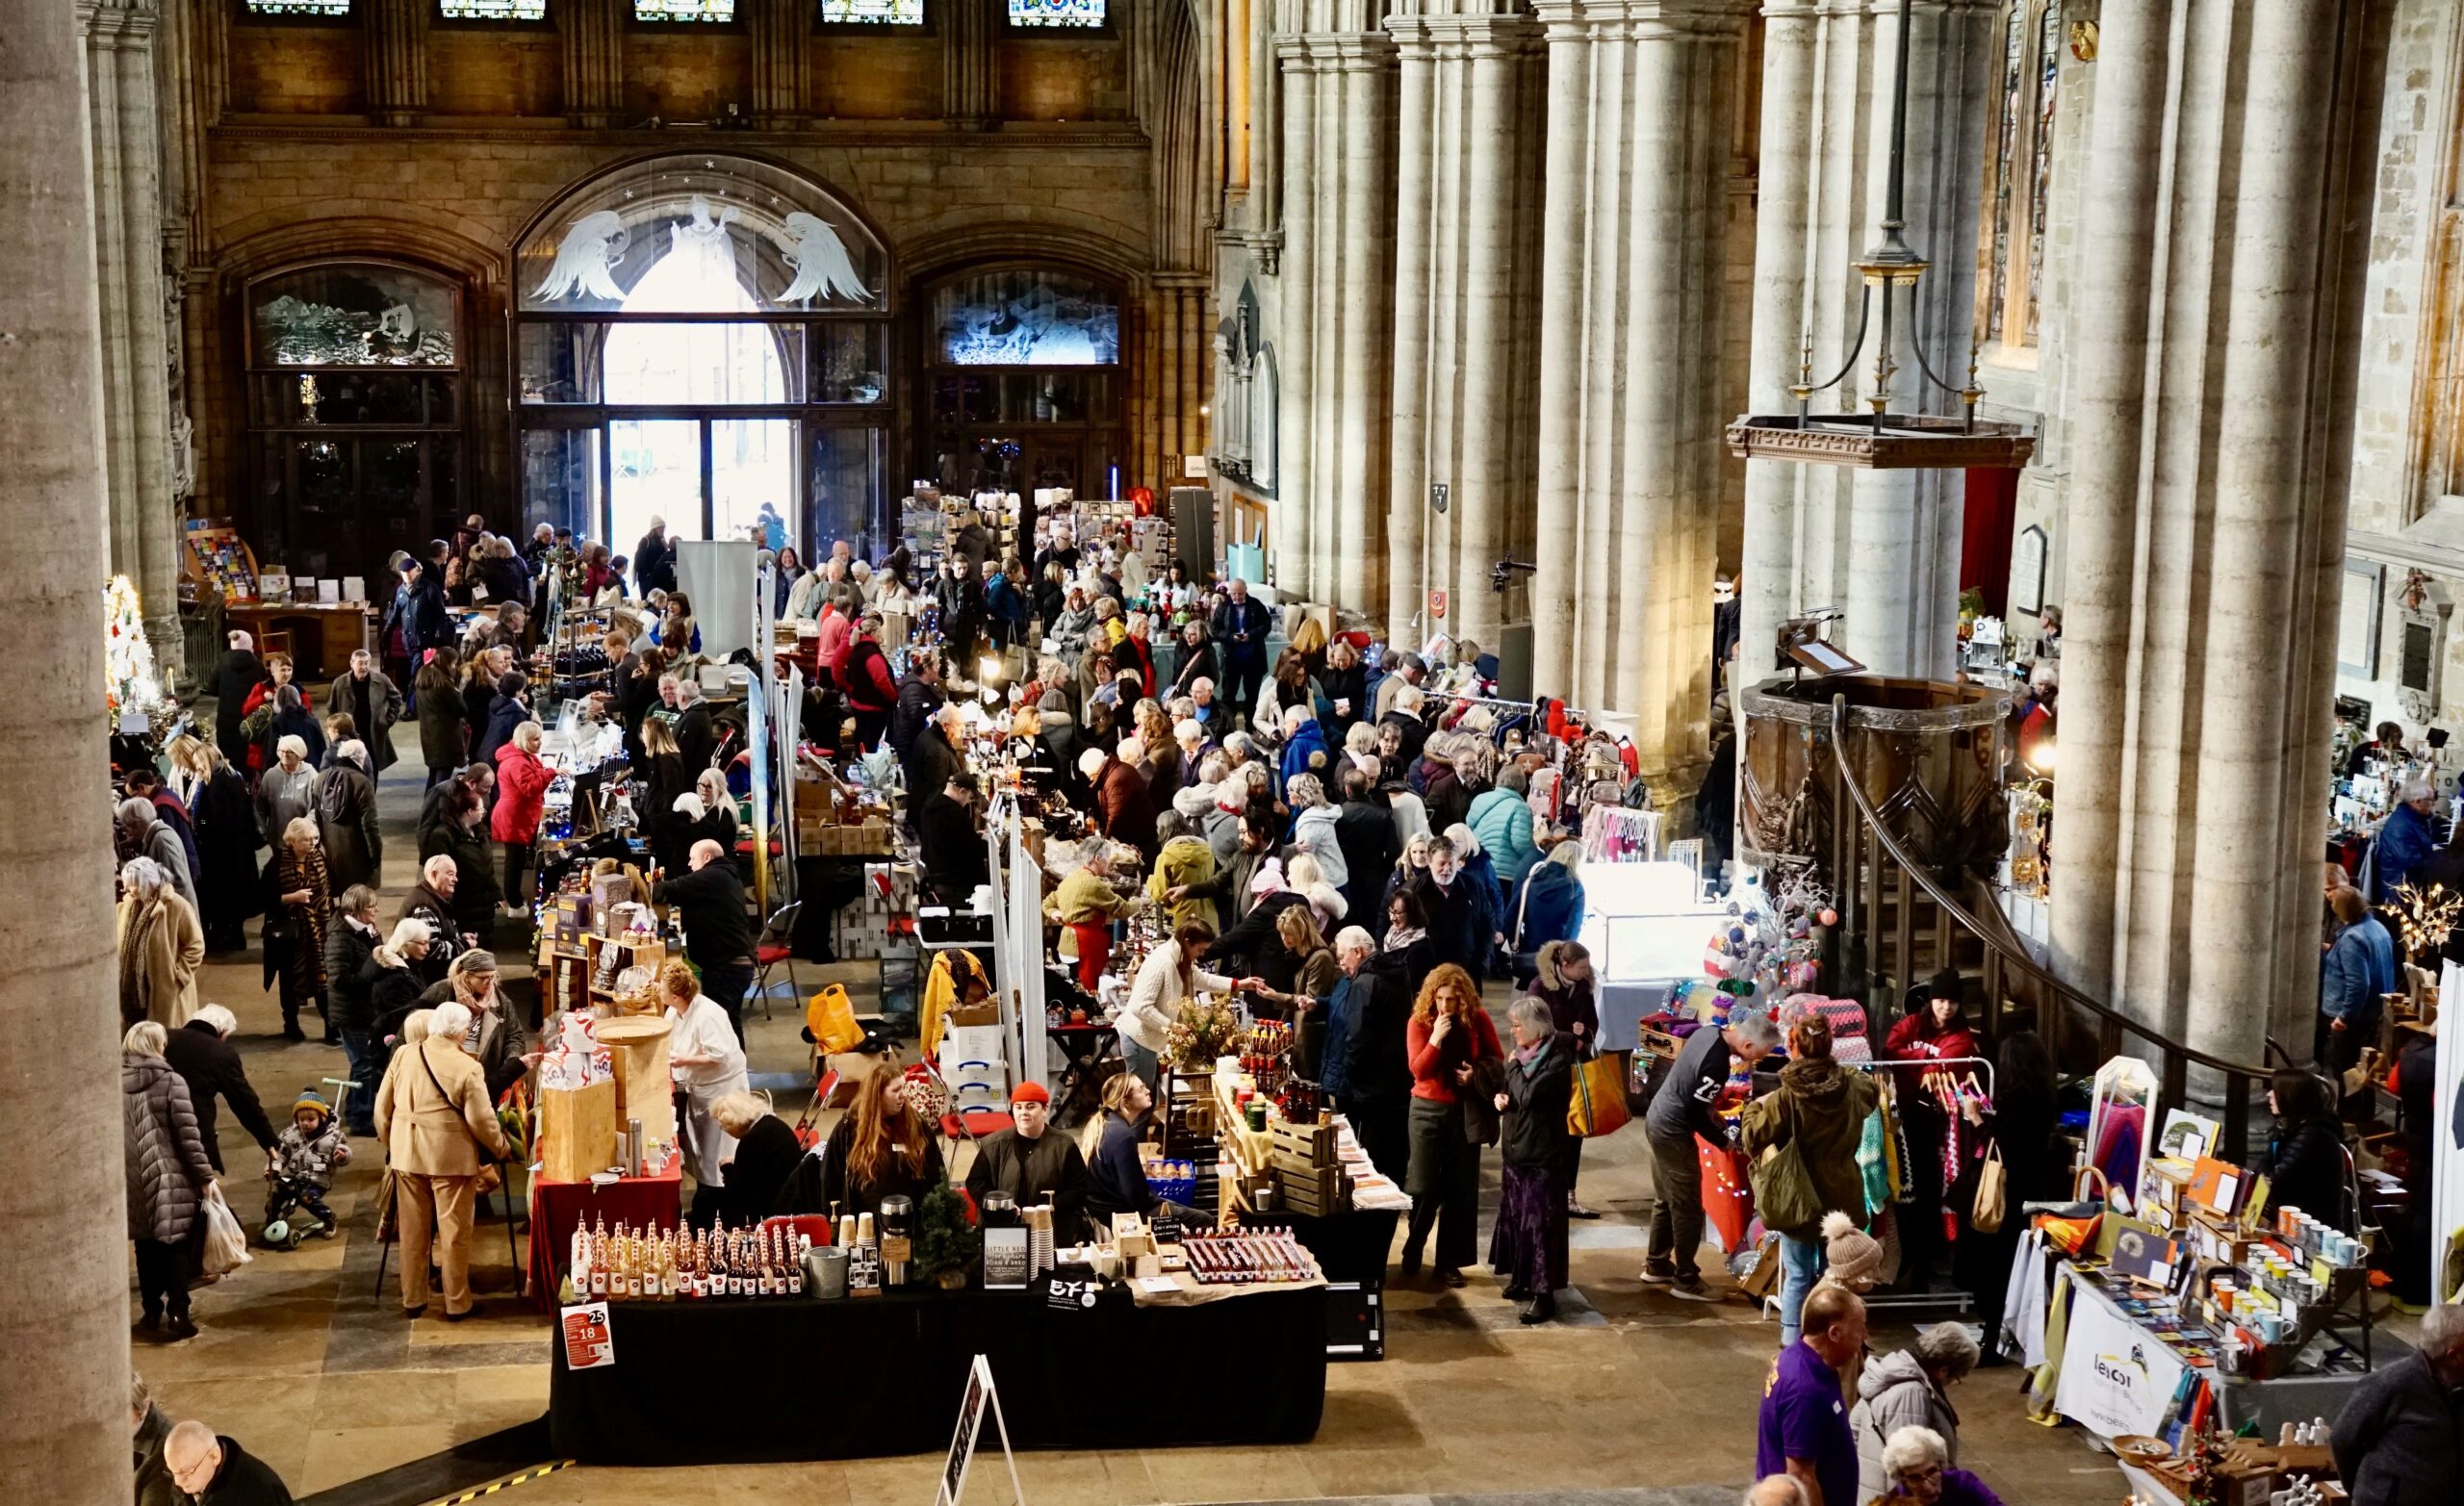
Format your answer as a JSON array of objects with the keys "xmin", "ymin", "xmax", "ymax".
[{"xmin": 139, "ymin": 720, "xmax": 2122, "ymax": 1505}]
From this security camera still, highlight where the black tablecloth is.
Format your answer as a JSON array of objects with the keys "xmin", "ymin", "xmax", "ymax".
[
  {"xmin": 1236, "ymin": 1207, "xmax": 1402, "ymax": 1285},
  {"xmin": 549, "ymin": 1279, "xmax": 1327, "ymax": 1465}
]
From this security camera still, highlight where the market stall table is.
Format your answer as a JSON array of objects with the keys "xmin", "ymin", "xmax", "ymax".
[
  {"xmin": 526, "ymin": 1156, "xmax": 683, "ymax": 1308},
  {"xmin": 224, "ymin": 601, "xmax": 372, "ymax": 679},
  {"xmin": 548, "ymin": 1278, "xmax": 1327, "ymax": 1464}
]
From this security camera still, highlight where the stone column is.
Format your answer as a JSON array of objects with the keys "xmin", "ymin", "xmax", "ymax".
[
  {"xmin": 1329, "ymin": 31, "xmax": 1396, "ymax": 618},
  {"xmin": 1382, "ymin": 4, "xmax": 1529, "ymax": 643},
  {"xmin": 1523, "ymin": 0, "xmax": 1740, "ymax": 791},
  {"xmin": 1527, "ymin": 0, "xmax": 1591, "ymax": 694},
  {"xmin": 749, "ymin": 0, "xmax": 813, "ymax": 127},
  {"xmin": 363, "ymin": 0, "xmax": 429, "ymax": 126},
  {"xmin": 0, "ymin": 4, "xmax": 131, "ymax": 1503},
  {"xmin": 560, "ymin": 0, "xmax": 625, "ymax": 128},
  {"xmin": 1735, "ymin": 0, "xmax": 1818, "ymax": 687},
  {"xmin": 1736, "ymin": 0, "xmax": 1995, "ymax": 682},
  {"xmin": 2048, "ymin": 0, "xmax": 2375, "ymax": 1064},
  {"xmin": 943, "ymin": 0, "xmax": 996, "ymax": 130},
  {"xmin": 1270, "ymin": 26, "xmax": 1318, "ymax": 591},
  {"xmin": 1383, "ymin": 17, "xmax": 1436, "ymax": 635},
  {"xmin": 81, "ymin": 0, "xmax": 183, "ymax": 679}
]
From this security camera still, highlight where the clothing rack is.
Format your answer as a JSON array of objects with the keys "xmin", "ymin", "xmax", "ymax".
[
  {"xmin": 1581, "ymin": 803, "xmax": 1661, "ymax": 863},
  {"xmin": 1845, "ymin": 1054, "xmax": 1999, "ymax": 1103}
]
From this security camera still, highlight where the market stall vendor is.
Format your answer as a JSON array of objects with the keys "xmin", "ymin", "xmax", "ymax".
[
  {"xmin": 962, "ymin": 1082, "xmax": 1091, "ymax": 1238},
  {"xmin": 1086, "ymin": 1074, "xmax": 1197, "ymax": 1225},
  {"xmin": 782, "ymin": 1068, "xmax": 945, "ymax": 1220}
]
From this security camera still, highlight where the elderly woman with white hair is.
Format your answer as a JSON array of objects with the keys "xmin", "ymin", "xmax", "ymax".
[
  {"xmin": 260, "ymin": 816, "xmax": 331, "ymax": 1041},
  {"xmin": 374, "ymin": 995, "xmax": 513, "ymax": 1319},
  {"xmin": 123, "ymin": 1020, "xmax": 218, "ymax": 1339},
  {"xmin": 1853, "ymin": 1325, "xmax": 1982, "ymax": 1499},
  {"xmin": 1489, "ymin": 992, "xmax": 1578, "ymax": 1322},
  {"xmin": 1874, "ymin": 1427, "xmax": 2003, "ymax": 1506},
  {"xmin": 116, "ymin": 857, "xmax": 205, "ymax": 1029},
  {"xmin": 117, "ymin": 796, "xmax": 197, "ymax": 911},
  {"xmin": 1285, "ymin": 772, "xmax": 1348, "ymax": 889}
]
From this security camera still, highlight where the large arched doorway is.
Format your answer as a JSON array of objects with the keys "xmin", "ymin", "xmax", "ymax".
[
  {"xmin": 514, "ymin": 155, "xmax": 894, "ymax": 558},
  {"xmin": 916, "ymin": 264, "xmax": 1128, "ymax": 498}
]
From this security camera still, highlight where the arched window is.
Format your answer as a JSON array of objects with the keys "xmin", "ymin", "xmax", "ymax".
[
  {"xmin": 514, "ymin": 155, "xmax": 894, "ymax": 555},
  {"xmin": 1978, "ymin": 0, "xmax": 2063, "ymax": 350}
]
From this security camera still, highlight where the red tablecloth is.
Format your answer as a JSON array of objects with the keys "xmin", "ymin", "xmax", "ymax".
[{"xmin": 526, "ymin": 1155, "xmax": 683, "ymax": 1308}]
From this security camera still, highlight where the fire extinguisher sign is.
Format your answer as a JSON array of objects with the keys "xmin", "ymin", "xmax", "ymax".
[{"xmin": 1428, "ymin": 589, "xmax": 1447, "ymax": 619}]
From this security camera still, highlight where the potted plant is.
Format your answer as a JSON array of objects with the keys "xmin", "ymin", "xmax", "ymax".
[{"xmin": 911, "ymin": 1181, "xmax": 982, "ymax": 1291}]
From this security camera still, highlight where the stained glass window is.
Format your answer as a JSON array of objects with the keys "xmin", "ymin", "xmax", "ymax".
[
  {"xmin": 251, "ymin": 266, "xmax": 458, "ymax": 368},
  {"xmin": 1984, "ymin": 1, "xmax": 2024, "ymax": 345},
  {"xmin": 635, "ymin": 0, "xmax": 732, "ymax": 20},
  {"xmin": 935, "ymin": 269, "xmax": 1119, "ymax": 365},
  {"xmin": 245, "ymin": 0, "xmax": 352, "ymax": 14},
  {"xmin": 822, "ymin": 0, "xmax": 923, "ymax": 21},
  {"xmin": 1009, "ymin": 0, "xmax": 1104, "ymax": 28},
  {"xmin": 2025, "ymin": 0, "xmax": 2063, "ymax": 342},
  {"xmin": 442, "ymin": 0, "xmax": 546, "ymax": 17}
]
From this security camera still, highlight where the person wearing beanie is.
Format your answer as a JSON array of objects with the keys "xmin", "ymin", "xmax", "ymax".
[
  {"xmin": 1818, "ymin": 1210, "xmax": 1884, "ymax": 1294},
  {"xmin": 270, "ymin": 1087, "xmax": 350, "ymax": 1238},
  {"xmin": 962, "ymin": 1080, "xmax": 1092, "ymax": 1239}
]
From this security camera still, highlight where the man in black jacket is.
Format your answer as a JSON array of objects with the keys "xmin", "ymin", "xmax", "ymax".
[
  {"xmin": 321, "ymin": 891, "xmax": 384, "ymax": 1135},
  {"xmin": 161, "ymin": 1008, "xmax": 278, "ymax": 1175},
  {"xmin": 166, "ymin": 1421, "xmax": 293, "ymax": 1506},
  {"xmin": 889, "ymin": 652, "xmax": 943, "ymax": 763},
  {"xmin": 399, "ymin": 855, "xmax": 468, "ymax": 984},
  {"xmin": 653, "ymin": 839, "xmax": 756, "ymax": 1036},
  {"xmin": 1641, "ymin": 1007, "xmax": 1782, "ymax": 1297},
  {"xmin": 1333, "ymin": 765, "xmax": 1399, "ymax": 926},
  {"xmin": 1209, "ymin": 578, "xmax": 1272, "ymax": 726},
  {"xmin": 2330, "ymin": 1302, "xmax": 2463, "ymax": 1506},
  {"xmin": 919, "ymin": 772, "xmax": 990, "ymax": 905},
  {"xmin": 905, "ymin": 706, "xmax": 965, "ymax": 837},
  {"xmin": 671, "ymin": 678, "xmax": 718, "ymax": 778}
]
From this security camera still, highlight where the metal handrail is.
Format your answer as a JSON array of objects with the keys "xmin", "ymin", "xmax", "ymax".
[{"xmin": 1822, "ymin": 697, "xmax": 2271, "ymax": 1145}]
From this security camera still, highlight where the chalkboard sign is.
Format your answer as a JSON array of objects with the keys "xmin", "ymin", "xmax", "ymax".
[{"xmin": 936, "ymin": 1355, "xmax": 1023, "ymax": 1506}]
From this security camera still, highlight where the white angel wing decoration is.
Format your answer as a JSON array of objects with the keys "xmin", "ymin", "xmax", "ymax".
[
  {"xmin": 531, "ymin": 210, "xmax": 629, "ymax": 304},
  {"xmin": 774, "ymin": 212, "xmax": 869, "ymax": 305}
]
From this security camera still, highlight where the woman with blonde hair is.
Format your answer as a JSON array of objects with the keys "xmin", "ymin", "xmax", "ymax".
[
  {"xmin": 711, "ymin": 1089, "xmax": 802, "ymax": 1224},
  {"xmin": 1400, "ymin": 962, "xmax": 1502, "ymax": 1285},
  {"xmin": 116, "ymin": 858, "xmax": 204, "ymax": 1029},
  {"xmin": 259, "ymin": 818, "xmax": 329, "ymax": 1041},
  {"xmin": 177, "ymin": 737, "xmax": 260, "ymax": 955},
  {"xmin": 791, "ymin": 1065, "xmax": 943, "ymax": 1220},
  {"xmin": 1253, "ymin": 904, "xmax": 1339, "ymax": 1078}
]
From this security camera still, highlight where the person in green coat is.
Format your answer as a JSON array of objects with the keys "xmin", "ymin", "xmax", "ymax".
[
  {"xmin": 1741, "ymin": 1012, "xmax": 1879, "ymax": 1349},
  {"xmin": 1146, "ymin": 809, "xmax": 1219, "ymax": 932}
]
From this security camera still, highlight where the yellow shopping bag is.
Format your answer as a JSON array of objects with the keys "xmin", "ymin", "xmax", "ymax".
[
  {"xmin": 806, "ymin": 983, "xmax": 864, "ymax": 1056},
  {"xmin": 1568, "ymin": 1050, "xmax": 1632, "ymax": 1137}
]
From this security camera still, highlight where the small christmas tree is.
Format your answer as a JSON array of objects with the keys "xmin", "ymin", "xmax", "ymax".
[{"xmin": 103, "ymin": 574, "xmax": 176, "ymax": 742}]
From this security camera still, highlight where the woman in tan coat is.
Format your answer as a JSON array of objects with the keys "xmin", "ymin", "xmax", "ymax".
[
  {"xmin": 116, "ymin": 858, "xmax": 204, "ymax": 1028},
  {"xmin": 373, "ymin": 998, "xmax": 512, "ymax": 1319}
]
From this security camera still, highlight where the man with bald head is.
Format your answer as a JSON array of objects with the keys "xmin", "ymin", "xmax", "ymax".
[
  {"xmin": 651, "ymin": 837, "xmax": 755, "ymax": 1038},
  {"xmin": 165, "ymin": 1419, "xmax": 292, "ymax": 1506}
]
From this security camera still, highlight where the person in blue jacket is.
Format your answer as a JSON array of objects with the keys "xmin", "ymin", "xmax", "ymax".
[
  {"xmin": 2373, "ymin": 776, "xmax": 2441, "ymax": 904},
  {"xmin": 1084, "ymin": 1073, "xmax": 1199, "ymax": 1228},
  {"xmin": 2320, "ymin": 884, "xmax": 2398, "ymax": 1078},
  {"xmin": 1467, "ymin": 766, "xmax": 1539, "ymax": 902},
  {"xmin": 1278, "ymin": 703, "xmax": 1329, "ymax": 791},
  {"xmin": 1513, "ymin": 841, "xmax": 1586, "ymax": 955}
]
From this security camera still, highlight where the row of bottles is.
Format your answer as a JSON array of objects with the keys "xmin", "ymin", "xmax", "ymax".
[{"xmin": 570, "ymin": 1214, "xmax": 812, "ymax": 1301}]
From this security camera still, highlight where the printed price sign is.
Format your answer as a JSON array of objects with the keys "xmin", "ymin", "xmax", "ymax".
[{"xmin": 559, "ymin": 1301, "xmax": 615, "ymax": 1370}]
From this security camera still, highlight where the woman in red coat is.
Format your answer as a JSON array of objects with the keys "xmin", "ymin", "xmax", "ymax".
[
  {"xmin": 1401, "ymin": 962, "xmax": 1503, "ymax": 1287},
  {"xmin": 1885, "ymin": 969, "xmax": 1980, "ymax": 1292},
  {"xmin": 491, "ymin": 721, "xmax": 552, "ymax": 914}
]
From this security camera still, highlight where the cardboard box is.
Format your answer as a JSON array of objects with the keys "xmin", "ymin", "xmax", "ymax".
[{"xmin": 538, "ymin": 1080, "xmax": 619, "ymax": 1183}]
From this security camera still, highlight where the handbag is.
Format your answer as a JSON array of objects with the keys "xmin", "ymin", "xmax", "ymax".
[
  {"xmin": 1569, "ymin": 1050, "xmax": 1632, "ymax": 1138},
  {"xmin": 1972, "ymin": 1139, "xmax": 2007, "ymax": 1234},
  {"xmin": 1461, "ymin": 1056, "xmax": 1504, "ymax": 1146},
  {"xmin": 1748, "ymin": 1097, "xmax": 1826, "ymax": 1237},
  {"xmin": 197, "ymin": 1186, "xmax": 252, "ymax": 1279}
]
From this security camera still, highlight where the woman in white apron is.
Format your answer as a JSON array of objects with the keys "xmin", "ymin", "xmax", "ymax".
[{"xmin": 658, "ymin": 958, "xmax": 748, "ymax": 1222}]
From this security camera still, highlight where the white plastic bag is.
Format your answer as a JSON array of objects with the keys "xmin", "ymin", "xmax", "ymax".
[{"xmin": 197, "ymin": 1185, "xmax": 251, "ymax": 1279}]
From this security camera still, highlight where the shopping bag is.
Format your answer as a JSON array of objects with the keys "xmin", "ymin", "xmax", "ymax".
[
  {"xmin": 806, "ymin": 983, "xmax": 864, "ymax": 1056},
  {"xmin": 1568, "ymin": 1051, "xmax": 1632, "ymax": 1138},
  {"xmin": 1747, "ymin": 1098, "xmax": 1823, "ymax": 1236},
  {"xmin": 1972, "ymin": 1139, "xmax": 2007, "ymax": 1234},
  {"xmin": 197, "ymin": 1186, "xmax": 252, "ymax": 1279}
]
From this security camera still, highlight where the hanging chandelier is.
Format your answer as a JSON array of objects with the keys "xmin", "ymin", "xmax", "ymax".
[{"xmin": 1726, "ymin": 0, "xmax": 2036, "ymax": 472}]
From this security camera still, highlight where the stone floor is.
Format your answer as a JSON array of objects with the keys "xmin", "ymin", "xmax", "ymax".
[{"xmin": 138, "ymin": 717, "xmax": 2124, "ymax": 1506}]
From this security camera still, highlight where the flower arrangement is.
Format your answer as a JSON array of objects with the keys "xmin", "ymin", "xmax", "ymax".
[{"xmin": 1165, "ymin": 993, "xmax": 1243, "ymax": 1069}]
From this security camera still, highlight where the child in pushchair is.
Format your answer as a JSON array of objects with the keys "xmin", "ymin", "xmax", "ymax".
[{"xmin": 264, "ymin": 1088, "xmax": 350, "ymax": 1249}]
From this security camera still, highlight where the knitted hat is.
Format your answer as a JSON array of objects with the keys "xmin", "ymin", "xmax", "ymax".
[
  {"xmin": 293, "ymin": 1088, "xmax": 331, "ymax": 1121},
  {"xmin": 1010, "ymin": 1081, "xmax": 1051, "ymax": 1106},
  {"xmin": 1820, "ymin": 1211, "xmax": 1883, "ymax": 1291}
]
